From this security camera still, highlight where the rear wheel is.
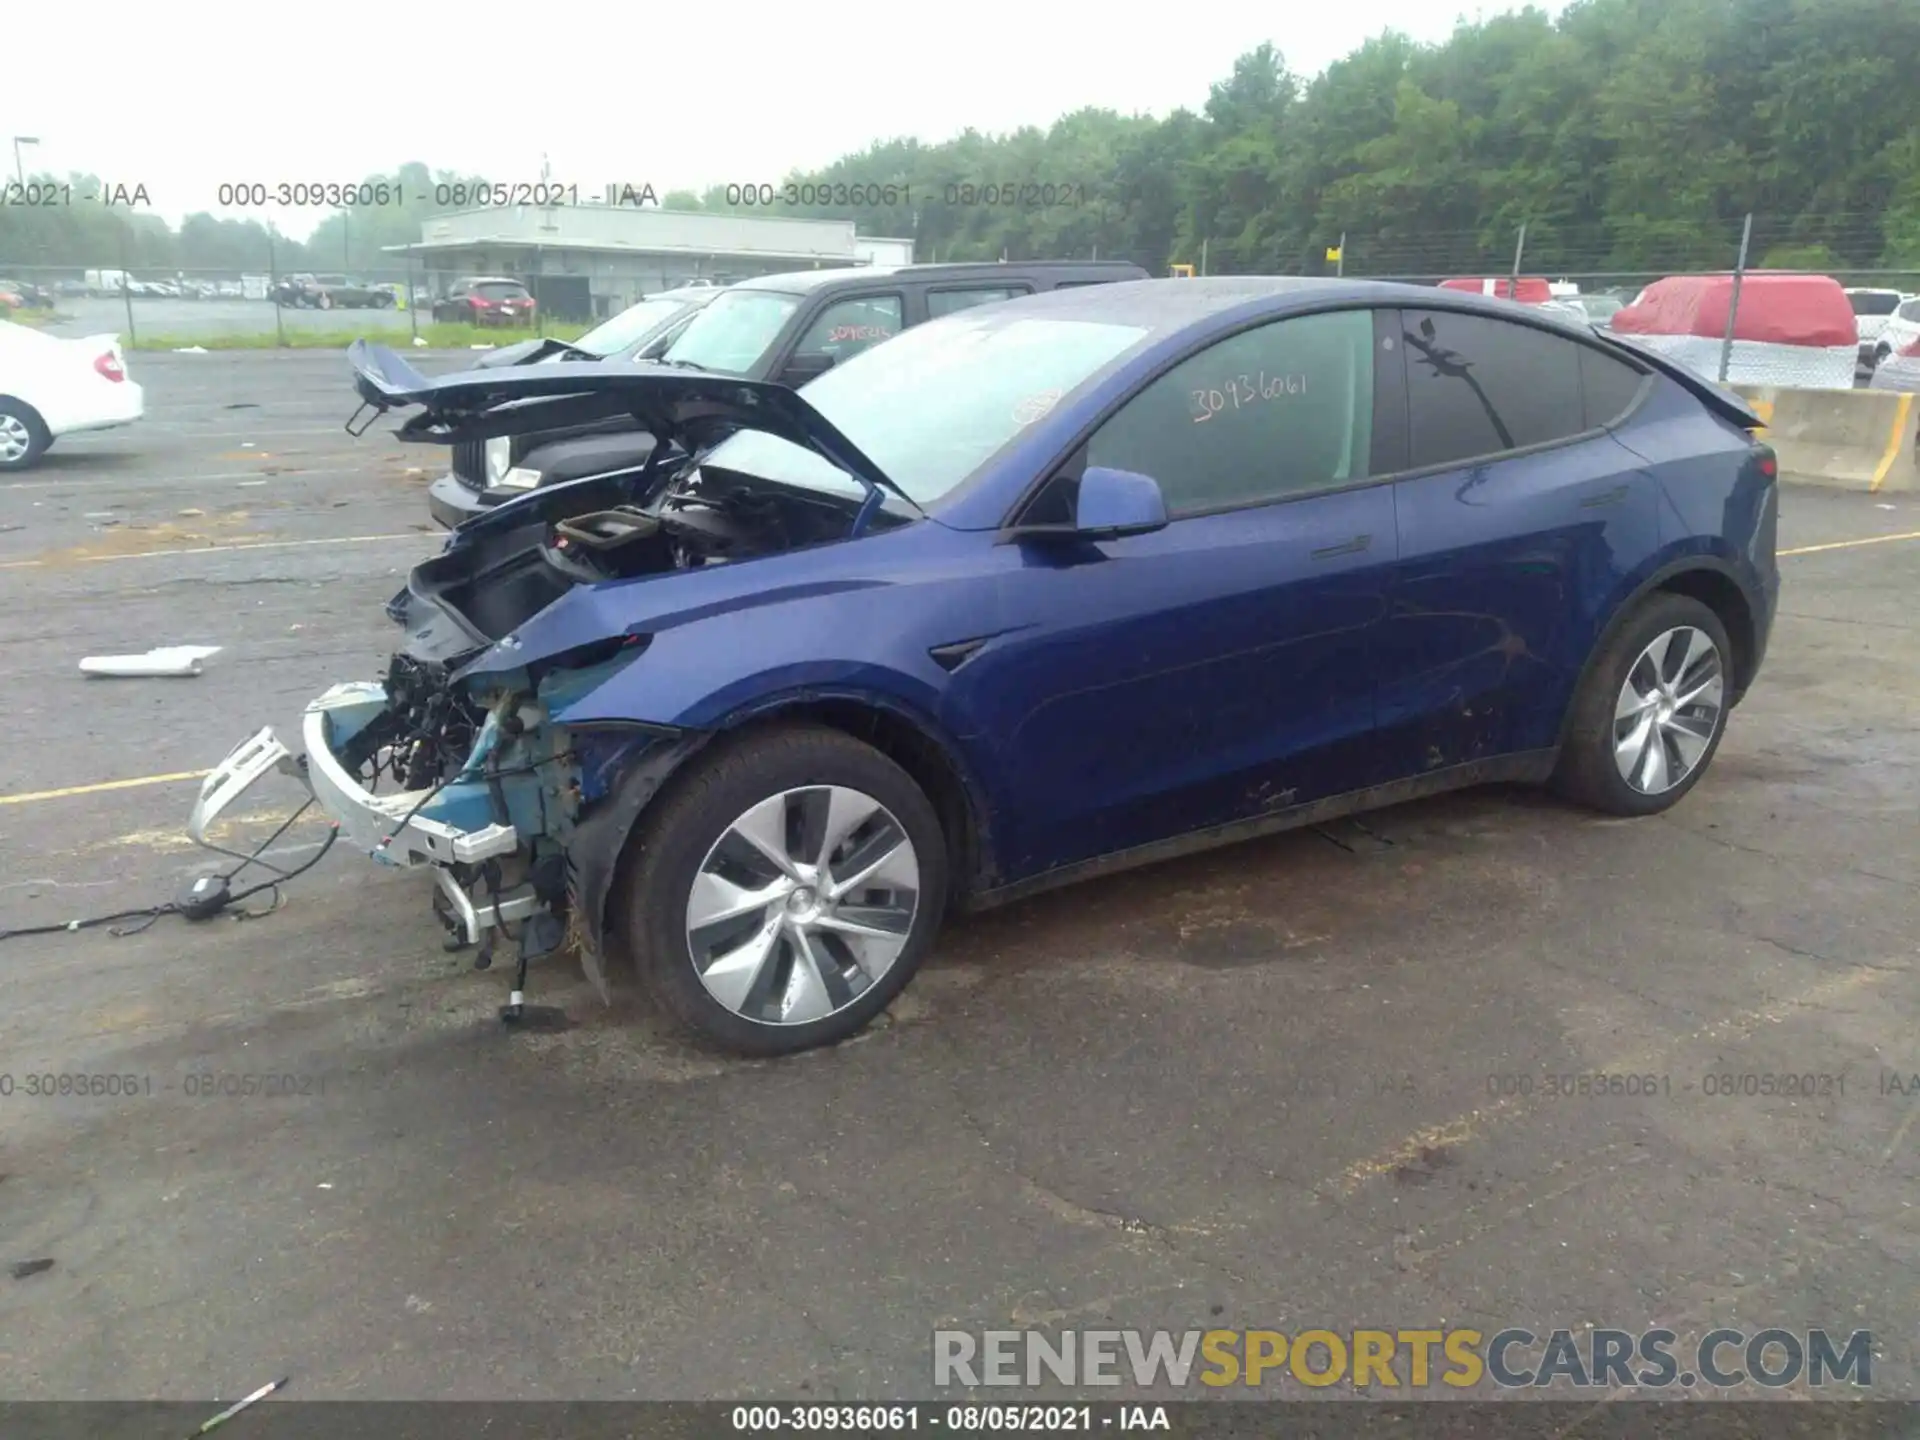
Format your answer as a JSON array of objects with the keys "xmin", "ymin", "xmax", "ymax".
[
  {"xmin": 0, "ymin": 400, "xmax": 50, "ymax": 472},
  {"xmin": 615, "ymin": 725, "xmax": 948, "ymax": 1056},
  {"xmin": 1553, "ymin": 593, "xmax": 1732, "ymax": 816}
]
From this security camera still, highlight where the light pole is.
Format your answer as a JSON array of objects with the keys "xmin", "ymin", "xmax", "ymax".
[{"xmin": 12, "ymin": 136, "xmax": 40, "ymax": 190}]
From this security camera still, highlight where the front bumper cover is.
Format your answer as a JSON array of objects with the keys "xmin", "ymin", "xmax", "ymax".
[{"xmin": 189, "ymin": 683, "xmax": 543, "ymax": 947}]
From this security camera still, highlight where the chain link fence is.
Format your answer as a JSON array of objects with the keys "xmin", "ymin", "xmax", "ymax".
[
  {"xmin": 0, "ymin": 260, "xmax": 570, "ymax": 351},
  {"xmin": 4, "ymin": 212, "xmax": 1916, "ymax": 390}
]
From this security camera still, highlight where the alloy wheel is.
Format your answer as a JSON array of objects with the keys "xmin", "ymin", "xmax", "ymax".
[
  {"xmin": 0, "ymin": 413, "xmax": 29, "ymax": 463},
  {"xmin": 684, "ymin": 785, "xmax": 920, "ymax": 1026},
  {"xmin": 1613, "ymin": 625, "xmax": 1725, "ymax": 795}
]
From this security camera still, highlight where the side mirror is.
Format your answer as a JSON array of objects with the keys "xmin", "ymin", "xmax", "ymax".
[
  {"xmin": 1073, "ymin": 465, "xmax": 1169, "ymax": 539},
  {"xmin": 781, "ymin": 352, "xmax": 836, "ymax": 386},
  {"xmin": 1009, "ymin": 466, "xmax": 1170, "ymax": 543}
]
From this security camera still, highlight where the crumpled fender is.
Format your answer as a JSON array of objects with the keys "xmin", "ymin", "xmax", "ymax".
[{"xmin": 564, "ymin": 729, "xmax": 712, "ymax": 1002}]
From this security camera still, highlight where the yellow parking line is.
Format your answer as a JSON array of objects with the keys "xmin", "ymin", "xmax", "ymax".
[
  {"xmin": 0, "ymin": 770, "xmax": 210, "ymax": 806},
  {"xmin": 0, "ymin": 533, "xmax": 422, "ymax": 571},
  {"xmin": 1779, "ymin": 528, "xmax": 1920, "ymax": 557},
  {"xmin": 1868, "ymin": 392, "xmax": 1916, "ymax": 493}
]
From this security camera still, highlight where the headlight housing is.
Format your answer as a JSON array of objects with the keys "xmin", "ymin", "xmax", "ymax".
[{"xmin": 484, "ymin": 435, "xmax": 513, "ymax": 485}]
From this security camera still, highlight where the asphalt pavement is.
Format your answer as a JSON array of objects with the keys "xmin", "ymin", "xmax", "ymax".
[{"xmin": 0, "ymin": 351, "xmax": 1917, "ymax": 1404}]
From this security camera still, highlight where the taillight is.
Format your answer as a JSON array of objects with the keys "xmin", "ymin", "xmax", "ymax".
[
  {"xmin": 1752, "ymin": 442, "xmax": 1778, "ymax": 479},
  {"xmin": 470, "ymin": 297, "xmax": 493, "ymax": 309},
  {"xmin": 94, "ymin": 352, "xmax": 125, "ymax": 383},
  {"xmin": 1901, "ymin": 338, "xmax": 1920, "ymax": 358}
]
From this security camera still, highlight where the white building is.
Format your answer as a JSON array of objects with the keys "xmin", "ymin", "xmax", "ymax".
[{"xmin": 385, "ymin": 204, "xmax": 917, "ymax": 320}]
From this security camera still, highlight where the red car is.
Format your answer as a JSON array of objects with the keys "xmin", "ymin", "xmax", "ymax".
[{"xmin": 432, "ymin": 277, "xmax": 536, "ymax": 327}]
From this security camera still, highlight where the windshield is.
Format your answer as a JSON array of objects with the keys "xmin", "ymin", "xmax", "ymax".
[
  {"xmin": 573, "ymin": 296, "xmax": 694, "ymax": 358},
  {"xmin": 698, "ymin": 312, "xmax": 1150, "ymax": 506},
  {"xmin": 662, "ymin": 289, "xmax": 801, "ymax": 374}
]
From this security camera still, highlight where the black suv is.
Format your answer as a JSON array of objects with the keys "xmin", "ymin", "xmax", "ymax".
[{"xmin": 424, "ymin": 260, "xmax": 1148, "ymax": 527}]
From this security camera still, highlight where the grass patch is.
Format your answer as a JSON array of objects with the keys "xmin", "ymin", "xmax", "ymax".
[
  {"xmin": 4, "ymin": 307, "xmax": 59, "ymax": 328},
  {"xmin": 125, "ymin": 321, "xmax": 594, "ymax": 352}
]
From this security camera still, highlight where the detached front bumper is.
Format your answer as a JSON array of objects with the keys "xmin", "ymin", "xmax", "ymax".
[{"xmin": 189, "ymin": 683, "xmax": 546, "ymax": 946}]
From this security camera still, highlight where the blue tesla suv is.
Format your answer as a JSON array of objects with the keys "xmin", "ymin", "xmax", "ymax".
[{"xmin": 190, "ymin": 278, "xmax": 1779, "ymax": 1055}]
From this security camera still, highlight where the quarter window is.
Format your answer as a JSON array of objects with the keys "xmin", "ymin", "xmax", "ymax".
[
  {"xmin": 794, "ymin": 296, "xmax": 904, "ymax": 362},
  {"xmin": 1577, "ymin": 345, "xmax": 1648, "ymax": 429},
  {"xmin": 1400, "ymin": 309, "xmax": 1587, "ymax": 469},
  {"xmin": 1086, "ymin": 309, "xmax": 1378, "ymax": 515}
]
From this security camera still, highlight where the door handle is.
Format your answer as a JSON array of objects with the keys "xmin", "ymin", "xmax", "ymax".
[{"xmin": 1311, "ymin": 534, "xmax": 1372, "ymax": 560}]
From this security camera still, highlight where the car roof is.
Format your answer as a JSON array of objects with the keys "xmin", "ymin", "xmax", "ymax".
[
  {"xmin": 461, "ymin": 275, "xmax": 528, "ymax": 285},
  {"xmin": 729, "ymin": 261, "xmax": 1149, "ymax": 296},
  {"xmin": 955, "ymin": 275, "xmax": 1568, "ymax": 336},
  {"xmin": 647, "ymin": 285, "xmax": 724, "ymax": 304}
]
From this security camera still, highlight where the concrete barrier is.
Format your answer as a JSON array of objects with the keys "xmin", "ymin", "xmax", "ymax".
[{"xmin": 1731, "ymin": 384, "xmax": 1917, "ymax": 492}]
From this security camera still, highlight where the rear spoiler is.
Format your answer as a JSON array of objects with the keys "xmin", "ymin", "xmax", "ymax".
[{"xmin": 1599, "ymin": 333, "xmax": 1767, "ymax": 432}]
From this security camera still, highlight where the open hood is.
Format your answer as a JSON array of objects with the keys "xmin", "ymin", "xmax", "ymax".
[{"xmin": 345, "ymin": 340, "xmax": 906, "ymax": 504}]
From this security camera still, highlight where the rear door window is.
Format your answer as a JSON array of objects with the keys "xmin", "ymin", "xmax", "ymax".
[
  {"xmin": 927, "ymin": 286, "xmax": 1028, "ymax": 318},
  {"xmin": 1399, "ymin": 309, "xmax": 1588, "ymax": 469},
  {"xmin": 794, "ymin": 296, "xmax": 903, "ymax": 362}
]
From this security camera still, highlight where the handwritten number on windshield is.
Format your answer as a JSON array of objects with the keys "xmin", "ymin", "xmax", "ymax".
[{"xmin": 1191, "ymin": 372, "xmax": 1307, "ymax": 423}]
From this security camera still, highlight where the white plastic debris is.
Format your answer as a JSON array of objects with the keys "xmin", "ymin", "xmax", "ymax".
[
  {"xmin": 79, "ymin": 645, "xmax": 222, "ymax": 678},
  {"xmin": 172, "ymin": 345, "xmax": 209, "ymax": 354},
  {"xmin": 469, "ymin": 343, "xmax": 496, "ymax": 350},
  {"xmin": 411, "ymin": 336, "xmax": 428, "ymax": 347}
]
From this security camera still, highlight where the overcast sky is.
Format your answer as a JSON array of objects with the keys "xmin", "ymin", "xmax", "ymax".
[{"xmin": 8, "ymin": 0, "xmax": 1564, "ymax": 242}]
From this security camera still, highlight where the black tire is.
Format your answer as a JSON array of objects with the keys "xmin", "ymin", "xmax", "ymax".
[
  {"xmin": 0, "ymin": 398, "xmax": 51, "ymax": 472},
  {"xmin": 1552, "ymin": 592, "xmax": 1734, "ymax": 816},
  {"xmin": 614, "ymin": 724, "xmax": 949, "ymax": 1057}
]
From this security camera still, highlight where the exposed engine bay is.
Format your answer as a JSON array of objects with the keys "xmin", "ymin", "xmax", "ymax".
[{"xmin": 393, "ymin": 449, "xmax": 897, "ymax": 662}]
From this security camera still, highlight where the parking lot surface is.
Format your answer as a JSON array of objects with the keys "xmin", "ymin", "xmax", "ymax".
[{"xmin": 1, "ymin": 351, "xmax": 1916, "ymax": 1402}]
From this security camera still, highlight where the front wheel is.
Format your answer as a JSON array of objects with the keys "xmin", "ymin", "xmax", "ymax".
[
  {"xmin": 1553, "ymin": 592, "xmax": 1733, "ymax": 816},
  {"xmin": 614, "ymin": 725, "xmax": 949, "ymax": 1056}
]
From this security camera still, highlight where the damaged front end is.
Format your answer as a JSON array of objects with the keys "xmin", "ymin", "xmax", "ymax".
[
  {"xmin": 188, "ymin": 342, "xmax": 904, "ymax": 1014},
  {"xmin": 191, "ymin": 632, "xmax": 665, "ymax": 1004}
]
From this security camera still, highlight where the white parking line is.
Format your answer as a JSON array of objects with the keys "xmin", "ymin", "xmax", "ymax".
[
  {"xmin": 0, "ymin": 532, "xmax": 425, "ymax": 570},
  {"xmin": 1, "ymin": 466, "xmax": 380, "ymax": 493}
]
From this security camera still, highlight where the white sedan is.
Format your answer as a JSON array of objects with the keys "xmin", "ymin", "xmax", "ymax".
[{"xmin": 0, "ymin": 321, "xmax": 144, "ymax": 471}]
